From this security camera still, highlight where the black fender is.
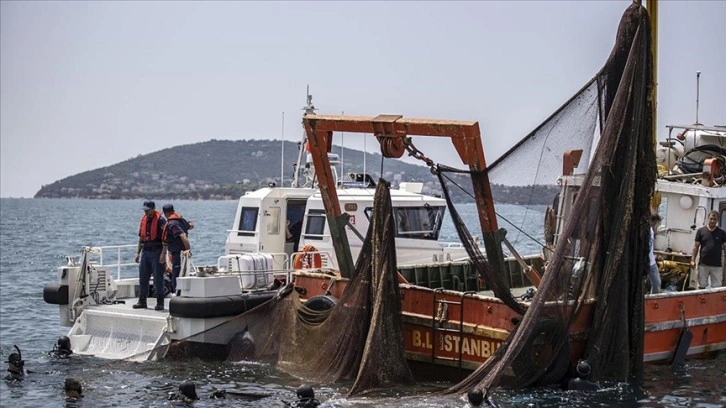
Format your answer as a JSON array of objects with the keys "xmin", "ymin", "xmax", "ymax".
[
  {"xmin": 303, "ymin": 294, "xmax": 337, "ymax": 311},
  {"xmin": 169, "ymin": 292, "xmax": 275, "ymax": 318},
  {"xmin": 43, "ymin": 283, "xmax": 69, "ymax": 305}
]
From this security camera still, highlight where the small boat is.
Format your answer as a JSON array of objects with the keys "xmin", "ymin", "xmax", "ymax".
[{"xmin": 42, "ymin": 247, "xmax": 284, "ymax": 361}]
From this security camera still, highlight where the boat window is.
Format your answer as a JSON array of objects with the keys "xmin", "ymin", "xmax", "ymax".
[
  {"xmin": 237, "ymin": 207, "xmax": 258, "ymax": 236},
  {"xmin": 304, "ymin": 209, "xmax": 326, "ymax": 240},
  {"xmin": 266, "ymin": 207, "xmax": 281, "ymax": 235},
  {"xmin": 364, "ymin": 205, "xmax": 445, "ymax": 240}
]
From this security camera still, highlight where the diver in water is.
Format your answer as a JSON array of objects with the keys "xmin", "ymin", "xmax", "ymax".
[
  {"xmin": 64, "ymin": 377, "xmax": 83, "ymax": 401},
  {"xmin": 566, "ymin": 359, "xmax": 600, "ymax": 392},
  {"xmin": 284, "ymin": 384, "xmax": 320, "ymax": 408},
  {"xmin": 169, "ymin": 380, "xmax": 200, "ymax": 403},
  {"xmin": 49, "ymin": 336, "xmax": 74, "ymax": 358},
  {"xmin": 5, "ymin": 345, "xmax": 26, "ymax": 382},
  {"xmin": 466, "ymin": 388, "xmax": 484, "ymax": 407},
  {"xmin": 466, "ymin": 388, "xmax": 499, "ymax": 407}
]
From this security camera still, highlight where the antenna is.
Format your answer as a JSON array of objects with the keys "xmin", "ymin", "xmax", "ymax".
[
  {"xmin": 281, "ymin": 111, "xmax": 285, "ymax": 186},
  {"xmin": 696, "ymin": 71, "xmax": 701, "ymax": 125},
  {"xmin": 292, "ymin": 85, "xmax": 318, "ymax": 188},
  {"xmin": 341, "ymin": 110, "xmax": 345, "ymax": 179}
]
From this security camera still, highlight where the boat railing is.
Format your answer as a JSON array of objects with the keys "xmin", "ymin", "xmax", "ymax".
[{"xmin": 81, "ymin": 245, "xmax": 138, "ymax": 281}]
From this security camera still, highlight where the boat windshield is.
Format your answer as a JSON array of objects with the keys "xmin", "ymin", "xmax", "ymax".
[
  {"xmin": 365, "ymin": 206, "xmax": 444, "ymax": 240},
  {"xmin": 236, "ymin": 207, "xmax": 258, "ymax": 236}
]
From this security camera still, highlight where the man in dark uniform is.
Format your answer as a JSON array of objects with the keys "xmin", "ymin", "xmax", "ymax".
[
  {"xmin": 161, "ymin": 204, "xmax": 192, "ymax": 294},
  {"xmin": 134, "ymin": 200, "xmax": 167, "ymax": 310}
]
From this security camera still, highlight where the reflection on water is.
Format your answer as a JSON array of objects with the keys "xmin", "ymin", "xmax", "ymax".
[{"xmin": 1, "ymin": 199, "xmax": 723, "ymax": 407}]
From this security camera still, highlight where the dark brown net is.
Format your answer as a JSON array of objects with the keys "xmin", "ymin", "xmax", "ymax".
[
  {"xmin": 163, "ymin": 179, "xmax": 413, "ymax": 396},
  {"xmin": 446, "ymin": 2, "xmax": 655, "ymax": 392}
]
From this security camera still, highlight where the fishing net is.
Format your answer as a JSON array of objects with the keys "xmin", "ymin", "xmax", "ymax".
[
  {"xmin": 445, "ymin": 2, "xmax": 655, "ymax": 392},
  {"xmin": 159, "ymin": 179, "xmax": 413, "ymax": 396}
]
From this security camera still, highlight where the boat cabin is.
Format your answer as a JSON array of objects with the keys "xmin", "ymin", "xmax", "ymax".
[{"xmin": 224, "ymin": 181, "xmax": 455, "ymax": 271}]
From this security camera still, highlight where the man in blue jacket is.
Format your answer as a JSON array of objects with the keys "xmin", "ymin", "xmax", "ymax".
[{"xmin": 161, "ymin": 204, "xmax": 192, "ymax": 294}]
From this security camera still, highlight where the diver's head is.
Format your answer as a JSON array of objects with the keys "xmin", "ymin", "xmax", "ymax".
[
  {"xmin": 297, "ymin": 384, "xmax": 315, "ymax": 400},
  {"xmin": 57, "ymin": 336, "xmax": 72, "ymax": 352},
  {"xmin": 7, "ymin": 352, "xmax": 23, "ymax": 369},
  {"xmin": 467, "ymin": 388, "xmax": 484, "ymax": 406},
  {"xmin": 64, "ymin": 377, "xmax": 83, "ymax": 399},
  {"xmin": 576, "ymin": 359, "xmax": 592, "ymax": 377},
  {"xmin": 179, "ymin": 380, "xmax": 199, "ymax": 401}
]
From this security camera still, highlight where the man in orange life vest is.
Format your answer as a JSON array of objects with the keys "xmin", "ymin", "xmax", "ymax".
[
  {"xmin": 134, "ymin": 201, "xmax": 167, "ymax": 310},
  {"xmin": 161, "ymin": 204, "xmax": 192, "ymax": 294}
]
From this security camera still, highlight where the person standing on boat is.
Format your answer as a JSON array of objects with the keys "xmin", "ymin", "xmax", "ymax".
[
  {"xmin": 691, "ymin": 210, "xmax": 726, "ymax": 289},
  {"xmin": 134, "ymin": 200, "xmax": 167, "ymax": 310},
  {"xmin": 648, "ymin": 213, "xmax": 662, "ymax": 294},
  {"xmin": 161, "ymin": 203, "xmax": 192, "ymax": 294}
]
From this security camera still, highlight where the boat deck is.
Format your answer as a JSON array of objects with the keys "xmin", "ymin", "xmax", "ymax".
[{"xmin": 84, "ymin": 296, "xmax": 171, "ymax": 317}]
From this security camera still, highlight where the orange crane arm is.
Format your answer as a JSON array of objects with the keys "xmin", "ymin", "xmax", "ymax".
[{"xmin": 303, "ymin": 114, "xmax": 502, "ymax": 279}]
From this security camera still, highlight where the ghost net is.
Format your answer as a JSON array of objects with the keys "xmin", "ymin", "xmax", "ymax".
[
  {"xmin": 166, "ymin": 179, "xmax": 413, "ymax": 396},
  {"xmin": 445, "ymin": 2, "xmax": 656, "ymax": 392}
]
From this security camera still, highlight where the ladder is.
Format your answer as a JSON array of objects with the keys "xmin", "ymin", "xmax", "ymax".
[{"xmin": 431, "ymin": 288, "xmax": 475, "ymax": 373}]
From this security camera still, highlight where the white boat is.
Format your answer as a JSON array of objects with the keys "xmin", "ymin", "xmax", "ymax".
[{"xmin": 41, "ymin": 91, "xmax": 478, "ymax": 361}]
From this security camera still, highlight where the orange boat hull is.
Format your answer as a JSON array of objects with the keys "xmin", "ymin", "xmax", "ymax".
[{"xmin": 294, "ymin": 273, "xmax": 726, "ymax": 372}]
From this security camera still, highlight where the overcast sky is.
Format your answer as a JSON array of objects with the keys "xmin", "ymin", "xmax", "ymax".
[{"xmin": 1, "ymin": 1, "xmax": 724, "ymax": 198}]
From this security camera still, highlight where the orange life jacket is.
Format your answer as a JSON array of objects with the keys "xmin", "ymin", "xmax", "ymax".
[
  {"xmin": 139, "ymin": 211, "xmax": 162, "ymax": 242},
  {"xmin": 162, "ymin": 213, "xmax": 185, "ymax": 243}
]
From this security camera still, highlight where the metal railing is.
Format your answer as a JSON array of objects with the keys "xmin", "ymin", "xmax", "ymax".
[{"xmin": 84, "ymin": 244, "xmax": 138, "ymax": 280}]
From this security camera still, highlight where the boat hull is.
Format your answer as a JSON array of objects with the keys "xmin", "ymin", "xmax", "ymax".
[{"xmin": 294, "ymin": 272, "xmax": 726, "ymax": 375}]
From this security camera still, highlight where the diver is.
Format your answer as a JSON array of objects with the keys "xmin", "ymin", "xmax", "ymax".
[
  {"xmin": 284, "ymin": 384, "xmax": 320, "ymax": 408},
  {"xmin": 65, "ymin": 377, "xmax": 83, "ymax": 401},
  {"xmin": 466, "ymin": 388, "xmax": 499, "ymax": 408},
  {"xmin": 168, "ymin": 380, "xmax": 199, "ymax": 403},
  {"xmin": 5, "ymin": 345, "xmax": 26, "ymax": 382},
  {"xmin": 566, "ymin": 359, "xmax": 600, "ymax": 392},
  {"xmin": 49, "ymin": 335, "xmax": 74, "ymax": 358}
]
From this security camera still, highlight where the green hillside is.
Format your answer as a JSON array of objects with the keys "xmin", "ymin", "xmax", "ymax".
[{"xmin": 34, "ymin": 139, "xmax": 557, "ymax": 205}]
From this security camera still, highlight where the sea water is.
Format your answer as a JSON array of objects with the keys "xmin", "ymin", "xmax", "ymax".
[{"xmin": 0, "ymin": 198, "xmax": 723, "ymax": 407}]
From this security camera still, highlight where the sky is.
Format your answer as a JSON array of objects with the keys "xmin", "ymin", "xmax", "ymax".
[{"xmin": 1, "ymin": 1, "xmax": 724, "ymax": 198}]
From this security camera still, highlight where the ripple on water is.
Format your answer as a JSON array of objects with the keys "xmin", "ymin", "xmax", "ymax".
[{"xmin": 1, "ymin": 199, "xmax": 724, "ymax": 407}]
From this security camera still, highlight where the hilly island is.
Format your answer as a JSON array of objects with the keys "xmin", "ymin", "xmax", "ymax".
[{"xmin": 34, "ymin": 139, "xmax": 557, "ymax": 205}]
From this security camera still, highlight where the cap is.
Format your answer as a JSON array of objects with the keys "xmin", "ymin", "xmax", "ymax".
[
  {"xmin": 142, "ymin": 201, "xmax": 155, "ymax": 211},
  {"xmin": 162, "ymin": 204, "xmax": 174, "ymax": 213}
]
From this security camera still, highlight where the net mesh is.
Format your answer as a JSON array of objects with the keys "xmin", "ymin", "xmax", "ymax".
[
  {"xmin": 445, "ymin": 2, "xmax": 655, "ymax": 391},
  {"xmin": 167, "ymin": 179, "xmax": 413, "ymax": 396}
]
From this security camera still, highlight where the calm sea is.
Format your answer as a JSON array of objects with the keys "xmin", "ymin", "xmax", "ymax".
[{"xmin": 0, "ymin": 198, "xmax": 723, "ymax": 407}]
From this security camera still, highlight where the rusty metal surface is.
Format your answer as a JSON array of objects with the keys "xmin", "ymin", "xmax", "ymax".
[{"xmin": 302, "ymin": 113, "xmax": 502, "ymax": 280}]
